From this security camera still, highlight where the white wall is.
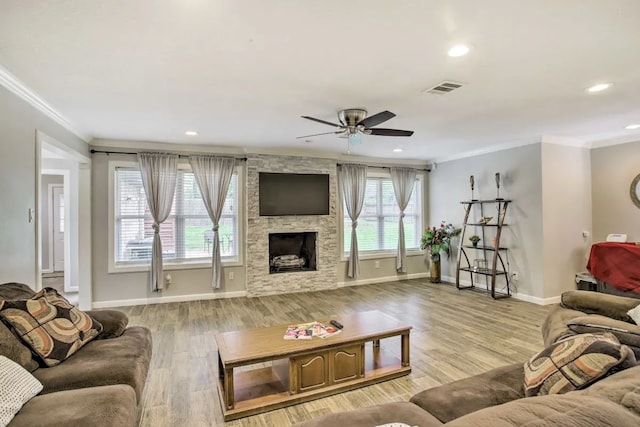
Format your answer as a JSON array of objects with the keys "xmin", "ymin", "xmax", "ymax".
[
  {"xmin": 591, "ymin": 140, "xmax": 640, "ymax": 242},
  {"xmin": 0, "ymin": 85, "xmax": 87, "ymax": 286},
  {"xmin": 541, "ymin": 143, "xmax": 592, "ymax": 299},
  {"xmin": 429, "ymin": 143, "xmax": 544, "ymax": 299}
]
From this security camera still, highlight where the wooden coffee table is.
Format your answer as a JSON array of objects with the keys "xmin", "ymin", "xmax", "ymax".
[{"xmin": 215, "ymin": 310, "xmax": 411, "ymax": 420}]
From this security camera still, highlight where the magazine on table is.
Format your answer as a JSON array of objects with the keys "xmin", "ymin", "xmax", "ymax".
[{"xmin": 283, "ymin": 321, "xmax": 342, "ymax": 340}]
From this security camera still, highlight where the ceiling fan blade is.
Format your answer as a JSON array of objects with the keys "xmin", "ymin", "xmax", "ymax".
[
  {"xmin": 368, "ymin": 128, "xmax": 414, "ymax": 137},
  {"xmin": 357, "ymin": 110, "xmax": 396, "ymax": 128},
  {"xmin": 301, "ymin": 116, "xmax": 344, "ymax": 128},
  {"xmin": 296, "ymin": 130, "xmax": 344, "ymax": 139}
]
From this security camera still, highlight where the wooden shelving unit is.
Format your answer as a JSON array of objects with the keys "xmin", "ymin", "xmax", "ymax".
[{"xmin": 455, "ymin": 199, "xmax": 512, "ymax": 299}]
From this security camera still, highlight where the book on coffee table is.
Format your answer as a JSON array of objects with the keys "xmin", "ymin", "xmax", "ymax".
[{"xmin": 283, "ymin": 321, "xmax": 341, "ymax": 340}]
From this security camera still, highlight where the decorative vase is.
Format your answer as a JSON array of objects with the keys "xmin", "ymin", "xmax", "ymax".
[{"xmin": 430, "ymin": 253, "xmax": 441, "ymax": 283}]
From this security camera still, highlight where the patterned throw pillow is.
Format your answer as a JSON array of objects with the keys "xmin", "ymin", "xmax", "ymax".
[
  {"xmin": 524, "ymin": 332, "xmax": 636, "ymax": 397},
  {"xmin": 0, "ymin": 355, "xmax": 43, "ymax": 426},
  {"xmin": 0, "ymin": 288, "xmax": 103, "ymax": 367}
]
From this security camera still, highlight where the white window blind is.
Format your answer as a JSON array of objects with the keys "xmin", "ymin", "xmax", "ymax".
[
  {"xmin": 115, "ymin": 167, "xmax": 238, "ymax": 265},
  {"xmin": 343, "ymin": 176, "xmax": 422, "ymax": 254}
]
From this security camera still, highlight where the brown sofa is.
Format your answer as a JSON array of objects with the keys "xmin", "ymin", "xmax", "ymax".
[
  {"xmin": 0, "ymin": 282, "xmax": 152, "ymax": 427},
  {"xmin": 296, "ymin": 291, "xmax": 640, "ymax": 427}
]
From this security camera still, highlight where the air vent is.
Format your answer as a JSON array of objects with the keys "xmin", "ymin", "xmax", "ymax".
[{"xmin": 424, "ymin": 81, "xmax": 464, "ymax": 95}]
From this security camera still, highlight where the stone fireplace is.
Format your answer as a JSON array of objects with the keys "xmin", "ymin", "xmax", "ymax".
[
  {"xmin": 269, "ymin": 232, "xmax": 317, "ymax": 273},
  {"xmin": 246, "ymin": 154, "xmax": 338, "ymax": 296}
]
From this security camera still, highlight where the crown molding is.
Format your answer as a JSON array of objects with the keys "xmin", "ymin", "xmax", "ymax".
[
  {"xmin": 541, "ymin": 135, "xmax": 590, "ymax": 148},
  {"xmin": 589, "ymin": 134, "xmax": 640, "ymax": 150},
  {"xmin": 91, "ymin": 138, "xmax": 430, "ymax": 169},
  {"xmin": 433, "ymin": 138, "xmax": 540, "ymax": 164},
  {"xmin": 0, "ymin": 65, "xmax": 91, "ymax": 142}
]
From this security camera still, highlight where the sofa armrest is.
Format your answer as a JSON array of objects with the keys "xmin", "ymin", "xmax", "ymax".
[
  {"xmin": 542, "ymin": 304, "xmax": 586, "ymax": 346},
  {"xmin": 85, "ymin": 310, "xmax": 129, "ymax": 339},
  {"xmin": 561, "ymin": 290, "xmax": 639, "ymax": 322},
  {"xmin": 409, "ymin": 363, "xmax": 525, "ymax": 423}
]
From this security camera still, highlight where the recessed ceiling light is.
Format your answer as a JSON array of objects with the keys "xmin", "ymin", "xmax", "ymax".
[
  {"xmin": 625, "ymin": 124, "xmax": 640, "ymax": 130},
  {"xmin": 393, "ymin": 148, "xmax": 403, "ymax": 153},
  {"xmin": 586, "ymin": 83, "xmax": 611, "ymax": 93},
  {"xmin": 184, "ymin": 130, "xmax": 198, "ymax": 136},
  {"xmin": 448, "ymin": 44, "xmax": 470, "ymax": 57}
]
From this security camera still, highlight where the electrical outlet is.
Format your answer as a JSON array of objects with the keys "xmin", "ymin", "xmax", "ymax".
[
  {"xmin": 229, "ymin": 271, "xmax": 235, "ymax": 280},
  {"xmin": 511, "ymin": 271, "xmax": 519, "ymax": 282},
  {"xmin": 374, "ymin": 260, "xmax": 380, "ymax": 269},
  {"xmin": 165, "ymin": 274, "xmax": 172, "ymax": 285}
]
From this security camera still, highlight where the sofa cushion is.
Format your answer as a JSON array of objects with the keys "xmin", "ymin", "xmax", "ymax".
[
  {"xmin": 85, "ymin": 310, "xmax": 129, "ymax": 339},
  {"xmin": 567, "ymin": 314, "xmax": 640, "ymax": 348},
  {"xmin": 445, "ymin": 393, "xmax": 640, "ymax": 427},
  {"xmin": 32, "ymin": 326, "xmax": 152, "ymax": 402},
  {"xmin": 0, "ymin": 288, "xmax": 103, "ymax": 367},
  {"xmin": 541, "ymin": 304, "xmax": 586, "ymax": 347},
  {"xmin": 561, "ymin": 290, "xmax": 639, "ymax": 323},
  {"xmin": 524, "ymin": 332, "xmax": 636, "ymax": 397},
  {"xmin": 0, "ymin": 356, "xmax": 43, "ymax": 427},
  {"xmin": 580, "ymin": 364, "xmax": 640, "ymax": 417},
  {"xmin": 0, "ymin": 321, "xmax": 38, "ymax": 372},
  {"xmin": 0, "ymin": 283, "xmax": 36, "ymax": 301},
  {"xmin": 410, "ymin": 363, "xmax": 525, "ymax": 423},
  {"xmin": 7, "ymin": 385, "xmax": 137, "ymax": 427},
  {"xmin": 291, "ymin": 402, "xmax": 443, "ymax": 427}
]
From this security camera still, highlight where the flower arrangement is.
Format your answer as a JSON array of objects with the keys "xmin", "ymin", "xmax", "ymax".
[
  {"xmin": 469, "ymin": 235, "xmax": 481, "ymax": 246},
  {"xmin": 420, "ymin": 222, "xmax": 461, "ymax": 259}
]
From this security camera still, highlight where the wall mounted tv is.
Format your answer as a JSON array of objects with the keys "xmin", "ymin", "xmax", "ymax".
[{"xmin": 259, "ymin": 172, "xmax": 330, "ymax": 216}]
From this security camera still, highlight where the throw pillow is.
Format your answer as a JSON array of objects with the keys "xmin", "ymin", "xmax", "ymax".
[
  {"xmin": 0, "ymin": 355, "xmax": 43, "ymax": 426},
  {"xmin": 628, "ymin": 304, "xmax": 640, "ymax": 325},
  {"xmin": 567, "ymin": 314, "xmax": 640, "ymax": 348},
  {"xmin": 0, "ymin": 288, "xmax": 103, "ymax": 367},
  {"xmin": 524, "ymin": 332, "xmax": 636, "ymax": 397}
]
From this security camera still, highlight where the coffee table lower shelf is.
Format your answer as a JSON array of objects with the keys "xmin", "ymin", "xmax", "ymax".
[{"xmin": 218, "ymin": 344, "xmax": 410, "ymax": 421}]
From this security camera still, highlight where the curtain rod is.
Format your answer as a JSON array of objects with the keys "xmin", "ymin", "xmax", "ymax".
[
  {"xmin": 90, "ymin": 149, "xmax": 247, "ymax": 161},
  {"xmin": 336, "ymin": 163, "xmax": 431, "ymax": 172}
]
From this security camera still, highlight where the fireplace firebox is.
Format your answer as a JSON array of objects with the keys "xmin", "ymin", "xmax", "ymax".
[{"xmin": 269, "ymin": 232, "xmax": 317, "ymax": 274}]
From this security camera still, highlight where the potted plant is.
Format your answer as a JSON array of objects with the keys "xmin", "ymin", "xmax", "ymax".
[
  {"xmin": 420, "ymin": 222, "xmax": 461, "ymax": 283},
  {"xmin": 469, "ymin": 235, "xmax": 481, "ymax": 247}
]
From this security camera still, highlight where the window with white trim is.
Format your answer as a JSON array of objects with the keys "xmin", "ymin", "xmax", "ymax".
[
  {"xmin": 343, "ymin": 175, "xmax": 422, "ymax": 254},
  {"xmin": 114, "ymin": 166, "xmax": 239, "ymax": 266}
]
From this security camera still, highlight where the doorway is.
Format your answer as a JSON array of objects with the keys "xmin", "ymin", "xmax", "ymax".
[{"xmin": 36, "ymin": 131, "xmax": 92, "ymax": 309}]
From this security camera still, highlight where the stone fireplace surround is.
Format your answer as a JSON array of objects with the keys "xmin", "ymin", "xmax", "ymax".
[{"xmin": 246, "ymin": 155, "xmax": 338, "ymax": 297}]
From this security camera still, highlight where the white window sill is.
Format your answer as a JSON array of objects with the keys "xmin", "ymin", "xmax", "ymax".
[{"xmin": 109, "ymin": 259, "xmax": 243, "ymax": 274}]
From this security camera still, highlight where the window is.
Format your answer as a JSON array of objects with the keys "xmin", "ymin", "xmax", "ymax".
[
  {"xmin": 343, "ymin": 175, "xmax": 422, "ymax": 254},
  {"xmin": 114, "ymin": 166, "xmax": 239, "ymax": 267}
]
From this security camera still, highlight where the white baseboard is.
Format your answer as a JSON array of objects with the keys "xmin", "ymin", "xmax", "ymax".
[
  {"xmin": 442, "ymin": 275, "xmax": 561, "ymax": 306},
  {"xmin": 92, "ymin": 290, "xmax": 247, "ymax": 309},
  {"xmin": 337, "ymin": 272, "xmax": 430, "ymax": 287}
]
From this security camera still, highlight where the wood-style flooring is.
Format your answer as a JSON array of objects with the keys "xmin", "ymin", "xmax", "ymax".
[{"xmin": 118, "ymin": 279, "xmax": 550, "ymax": 427}]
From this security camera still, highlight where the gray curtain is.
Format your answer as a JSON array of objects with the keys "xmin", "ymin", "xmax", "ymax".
[
  {"xmin": 391, "ymin": 168, "xmax": 417, "ymax": 273},
  {"xmin": 189, "ymin": 156, "xmax": 235, "ymax": 288},
  {"xmin": 339, "ymin": 164, "xmax": 367, "ymax": 278},
  {"xmin": 137, "ymin": 152, "xmax": 178, "ymax": 292}
]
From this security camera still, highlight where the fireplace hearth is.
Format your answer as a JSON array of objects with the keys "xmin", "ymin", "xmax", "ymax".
[{"xmin": 269, "ymin": 232, "xmax": 317, "ymax": 274}]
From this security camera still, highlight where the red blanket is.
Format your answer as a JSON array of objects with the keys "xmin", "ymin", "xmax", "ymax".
[{"xmin": 587, "ymin": 242, "xmax": 640, "ymax": 293}]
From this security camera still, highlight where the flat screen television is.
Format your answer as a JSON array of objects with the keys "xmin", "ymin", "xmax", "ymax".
[{"xmin": 259, "ymin": 172, "xmax": 330, "ymax": 216}]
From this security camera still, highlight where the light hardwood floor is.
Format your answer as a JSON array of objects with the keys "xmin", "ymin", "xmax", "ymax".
[{"xmin": 118, "ymin": 279, "xmax": 550, "ymax": 427}]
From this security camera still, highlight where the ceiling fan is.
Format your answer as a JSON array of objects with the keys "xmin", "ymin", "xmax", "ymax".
[{"xmin": 298, "ymin": 109, "xmax": 414, "ymax": 145}]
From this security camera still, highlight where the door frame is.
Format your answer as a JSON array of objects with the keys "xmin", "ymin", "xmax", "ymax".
[{"xmin": 50, "ymin": 183, "xmax": 65, "ymax": 273}]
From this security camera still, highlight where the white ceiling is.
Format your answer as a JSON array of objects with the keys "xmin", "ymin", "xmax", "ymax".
[{"xmin": 2, "ymin": 0, "xmax": 640, "ymax": 162}]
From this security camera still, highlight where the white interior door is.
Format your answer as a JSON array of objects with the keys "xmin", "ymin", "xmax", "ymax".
[{"xmin": 53, "ymin": 185, "xmax": 65, "ymax": 272}]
